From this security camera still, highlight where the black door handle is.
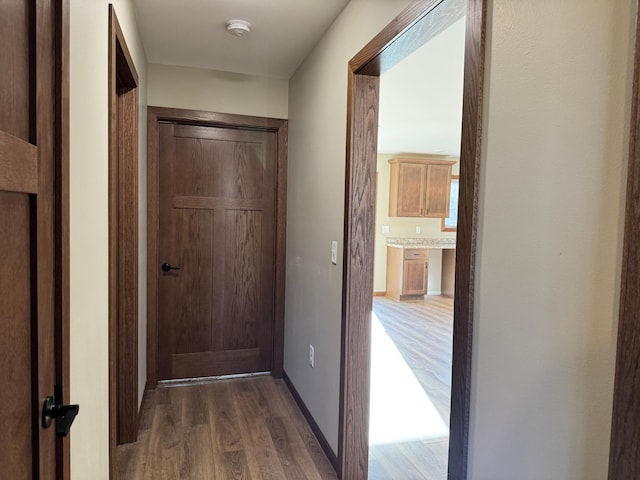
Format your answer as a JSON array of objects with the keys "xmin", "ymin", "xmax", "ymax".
[
  {"xmin": 161, "ymin": 263, "xmax": 181, "ymax": 272},
  {"xmin": 42, "ymin": 395, "xmax": 79, "ymax": 438}
]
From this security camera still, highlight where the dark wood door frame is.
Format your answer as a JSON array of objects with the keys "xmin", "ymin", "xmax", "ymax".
[
  {"xmin": 146, "ymin": 106, "xmax": 288, "ymax": 387},
  {"xmin": 57, "ymin": 2, "xmax": 71, "ymax": 477},
  {"xmin": 608, "ymin": 2, "xmax": 640, "ymax": 477},
  {"xmin": 339, "ymin": 0, "xmax": 487, "ymax": 478},
  {"xmin": 108, "ymin": 3, "xmax": 139, "ymax": 470}
]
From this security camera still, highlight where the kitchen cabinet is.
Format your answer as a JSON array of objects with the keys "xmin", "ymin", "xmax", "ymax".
[
  {"xmin": 388, "ymin": 158, "xmax": 456, "ymax": 217},
  {"xmin": 386, "ymin": 246, "xmax": 429, "ymax": 301}
]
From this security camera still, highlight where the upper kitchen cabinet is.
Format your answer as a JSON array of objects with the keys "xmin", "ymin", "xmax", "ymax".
[{"xmin": 388, "ymin": 158, "xmax": 456, "ymax": 217}]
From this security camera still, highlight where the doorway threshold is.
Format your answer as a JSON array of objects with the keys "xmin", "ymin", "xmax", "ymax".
[{"xmin": 158, "ymin": 371, "xmax": 271, "ymax": 388}]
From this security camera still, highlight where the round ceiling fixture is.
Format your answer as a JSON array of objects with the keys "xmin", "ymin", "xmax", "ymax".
[{"xmin": 226, "ymin": 19, "xmax": 251, "ymax": 37}]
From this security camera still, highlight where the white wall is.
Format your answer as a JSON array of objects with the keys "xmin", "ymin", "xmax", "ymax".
[
  {"xmin": 285, "ymin": 0, "xmax": 412, "ymax": 454},
  {"xmin": 468, "ymin": 1, "xmax": 634, "ymax": 478},
  {"xmin": 69, "ymin": 1, "xmax": 147, "ymax": 478},
  {"xmin": 147, "ymin": 63, "xmax": 288, "ymax": 118}
]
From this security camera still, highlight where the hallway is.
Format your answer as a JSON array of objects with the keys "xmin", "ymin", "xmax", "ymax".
[
  {"xmin": 116, "ymin": 298, "xmax": 453, "ymax": 479},
  {"xmin": 116, "ymin": 376, "xmax": 337, "ymax": 479}
]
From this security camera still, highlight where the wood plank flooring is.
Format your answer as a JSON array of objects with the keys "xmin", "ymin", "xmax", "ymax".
[
  {"xmin": 116, "ymin": 375, "xmax": 338, "ymax": 479},
  {"xmin": 369, "ymin": 295, "xmax": 453, "ymax": 480}
]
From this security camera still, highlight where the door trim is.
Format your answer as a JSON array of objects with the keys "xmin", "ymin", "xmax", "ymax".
[
  {"xmin": 338, "ymin": 0, "xmax": 487, "ymax": 478},
  {"xmin": 146, "ymin": 106, "xmax": 288, "ymax": 387},
  {"xmin": 108, "ymin": 3, "xmax": 139, "ymax": 470},
  {"xmin": 608, "ymin": 2, "xmax": 640, "ymax": 477}
]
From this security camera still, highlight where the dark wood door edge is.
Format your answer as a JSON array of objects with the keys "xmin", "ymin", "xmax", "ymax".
[
  {"xmin": 338, "ymin": 1, "xmax": 487, "ymax": 478},
  {"xmin": 56, "ymin": 0, "xmax": 71, "ymax": 478},
  {"xmin": 608, "ymin": 2, "xmax": 640, "ymax": 478},
  {"xmin": 146, "ymin": 106, "xmax": 288, "ymax": 387}
]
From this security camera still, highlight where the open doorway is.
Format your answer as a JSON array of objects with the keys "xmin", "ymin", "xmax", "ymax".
[
  {"xmin": 339, "ymin": 0, "xmax": 486, "ymax": 477},
  {"xmin": 368, "ymin": 14, "xmax": 465, "ymax": 479}
]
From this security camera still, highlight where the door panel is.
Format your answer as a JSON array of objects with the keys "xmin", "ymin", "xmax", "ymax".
[
  {"xmin": 161, "ymin": 209, "xmax": 214, "ymax": 357},
  {"xmin": 0, "ymin": 0, "xmax": 31, "ymax": 141},
  {"xmin": 0, "ymin": 192, "xmax": 33, "ymax": 480},
  {"xmin": 158, "ymin": 123, "xmax": 276, "ymax": 380},
  {"xmin": 224, "ymin": 209, "xmax": 263, "ymax": 350}
]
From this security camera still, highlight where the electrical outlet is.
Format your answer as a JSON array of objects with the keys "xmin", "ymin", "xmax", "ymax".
[
  {"xmin": 309, "ymin": 345, "xmax": 315, "ymax": 368},
  {"xmin": 331, "ymin": 241, "xmax": 338, "ymax": 265},
  {"xmin": 416, "ymin": 226, "xmax": 421, "ymax": 234},
  {"xmin": 382, "ymin": 225, "xmax": 390, "ymax": 234}
]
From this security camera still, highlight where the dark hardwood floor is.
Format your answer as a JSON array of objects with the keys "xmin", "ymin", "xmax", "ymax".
[
  {"xmin": 116, "ymin": 297, "xmax": 452, "ymax": 480},
  {"xmin": 369, "ymin": 295, "xmax": 453, "ymax": 480},
  {"xmin": 116, "ymin": 375, "xmax": 338, "ymax": 479}
]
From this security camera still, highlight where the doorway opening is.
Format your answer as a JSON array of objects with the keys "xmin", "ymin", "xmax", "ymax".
[
  {"xmin": 368, "ymin": 12, "xmax": 465, "ymax": 478},
  {"xmin": 339, "ymin": 0, "xmax": 487, "ymax": 478}
]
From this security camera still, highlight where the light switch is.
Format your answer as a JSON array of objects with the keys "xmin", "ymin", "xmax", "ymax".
[
  {"xmin": 382, "ymin": 225, "xmax": 390, "ymax": 233},
  {"xmin": 416, "ymin": 226, "xmax": 422, "ymax": 234},
  {"xmin": 331, "ymin": 241, "xmax": 338, "ymax": 265}
]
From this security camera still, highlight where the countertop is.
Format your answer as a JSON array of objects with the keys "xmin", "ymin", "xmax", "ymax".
[{"xmin": 386, "ymin": 237, "xmax": 456, "ymax": 249}]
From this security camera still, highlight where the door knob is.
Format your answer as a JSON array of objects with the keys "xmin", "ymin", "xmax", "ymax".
[
  {"xmin": 42, "ymin": 395, "xmax": 79, "ymax": 438},
  {"xmin": 161, "ymin": 263, "xmax": 181, "ymax": 272}
]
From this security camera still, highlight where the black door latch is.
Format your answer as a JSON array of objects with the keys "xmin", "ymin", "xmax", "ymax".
[
  {"xmin": 42, "ymin": 386, "xmax": 79, "ymax": 438},
  {"xmin": 161, "ymin": 262, "xmax": 181, "ymax": 272}
]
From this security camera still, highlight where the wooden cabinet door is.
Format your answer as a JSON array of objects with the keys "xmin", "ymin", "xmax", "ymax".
[
  {"xmin": 157, "ymin": 123, "xmax": 277, "ymax": 380},
  {"xmin": 425, "ymin": 164, "xmax": 452, "ymax": 217},
  {"xmin": 396, "ymin": 163, "xmax": 426, "ymax": 216},
  {"xmin": 1, "ymin": 1, "xmax": 64, "ymax": 478},
  {"xmin": 389, "ymin": 159, "xmax": 454, "ymax": 217},
  {"xmin": 403, "ymin": 260, "xmax": 427, "ymax": 295}
]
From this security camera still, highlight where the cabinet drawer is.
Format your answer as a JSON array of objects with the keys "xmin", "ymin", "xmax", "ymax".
[{"xmin": 404, "ymin": 248, "xmax": 428, "ymax": 260}]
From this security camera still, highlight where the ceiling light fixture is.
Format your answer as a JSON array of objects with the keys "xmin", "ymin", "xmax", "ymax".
[{"xmin": 226, "ymin": 19, "xmax": 251, "ymax": 37}]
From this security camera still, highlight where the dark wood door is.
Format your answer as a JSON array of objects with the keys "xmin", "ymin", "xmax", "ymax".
[
  {"xmin": 157, "ymin": 123, "xmax": 277, "ymax": 380},
  {"xmin": 1, "ymin": 0, "xmax": 64, "ymax": 478}
]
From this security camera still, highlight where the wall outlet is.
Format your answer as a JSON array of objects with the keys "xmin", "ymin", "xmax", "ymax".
[
  {"xmin": 309, "ymin": 345, "xmax": 315, "ymax": 368},
  {"xmin": 382, "ymin": 225, "xmax": 390, "ymax": 234},
  {"xmin": 416, "ymin": 226, "xmax": 422, "ymax": 234},
  {"xmin": 331, "ymin": 241, "xmax": 338, "ymax": 265}
]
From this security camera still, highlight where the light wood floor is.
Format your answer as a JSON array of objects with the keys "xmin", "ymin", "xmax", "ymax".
[
  {"xmin": 116, "ymin": 375, "xmax": 338, "ymax": 480},
  {"xmin": 369, "ymin": 295, "xmax": 453, "ymax": 480}
]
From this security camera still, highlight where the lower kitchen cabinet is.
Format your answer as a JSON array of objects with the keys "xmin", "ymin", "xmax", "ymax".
[{"xmin": 386, "ymin": 246, "xmax": 429, "ymax": 301}]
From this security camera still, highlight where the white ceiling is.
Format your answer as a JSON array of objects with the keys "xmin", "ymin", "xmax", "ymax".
[
  {"xmin": 132, "ymin": 0, "xmax": 350, "ymax": 79},
  {"xmin": 378, "ymin": 16, "xmax": 466, "ymax": 156},
  {"xmin": 132, "ymin": 1, "xmax": 465, "ymax": 156}
]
